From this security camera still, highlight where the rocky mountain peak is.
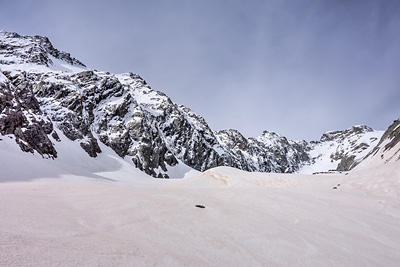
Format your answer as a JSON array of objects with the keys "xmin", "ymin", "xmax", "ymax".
[
  {"xmin": 257, "ymin": 130, "xmax": 288, "ymax": 147},
  {"xmin": 0, "ymin": 30, "xmax": 85, "ymax": 68},
  {"xmin": 215, "ymin": 129, "xmax": 248, "ymax": 150}
]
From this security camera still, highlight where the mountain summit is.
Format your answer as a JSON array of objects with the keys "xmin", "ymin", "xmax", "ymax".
[
  {"xmin": 0, "ymin": 30, "xmax": 85, "ymax": 69},
  {"xmin": 0, "ymin": 31, "xmax": 390, "ymax": 177}
]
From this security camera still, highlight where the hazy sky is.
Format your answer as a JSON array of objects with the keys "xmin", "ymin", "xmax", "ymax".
[{"xmin": 1, "ymin": 0, "xmax": 399, "ymax": 140}]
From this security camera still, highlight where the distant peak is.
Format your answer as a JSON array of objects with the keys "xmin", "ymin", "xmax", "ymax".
[
  {"xmin": 320, "ymin": 125, "xmax": 374, "ymax": 142},
  {"xmin": 258, "ymin": 130, "xmax": 284, "ymax": 141}
]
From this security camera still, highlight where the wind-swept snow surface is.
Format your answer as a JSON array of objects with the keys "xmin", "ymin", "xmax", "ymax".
[{"xmin": 0, "ymin": 162, "xmax": 399, "ymax": 266}]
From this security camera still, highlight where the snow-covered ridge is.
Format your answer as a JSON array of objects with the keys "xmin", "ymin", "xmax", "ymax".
[
  {"xmin": 0, "ymin": 30, "xmax": 391, "ymax": 178},
  {"xmin": 0, "ymin": 30, "xmax": 86, "ymax": 74}
]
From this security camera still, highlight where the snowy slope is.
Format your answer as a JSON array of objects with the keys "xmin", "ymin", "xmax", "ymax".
[
  {"xmin": 0, "ymin": 159, "xmax": 399, "ymax": 266},
  {"xmin": 0, "ymin": 128, "xmax": 152, "ymax": 184}
]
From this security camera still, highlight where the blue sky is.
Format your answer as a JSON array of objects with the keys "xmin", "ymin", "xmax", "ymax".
[{"xmin": 1, "ymin": 0, "xmax": 399, "ymax": 140}]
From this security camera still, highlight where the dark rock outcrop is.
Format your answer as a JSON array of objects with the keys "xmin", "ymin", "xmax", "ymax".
[
  {"xmin": 337, "ymin": 155, "xmax": 356, "ymax": 171},
  {"xmin": 0, "ymin": 73, "xmax": 57, "ymax": 158}
]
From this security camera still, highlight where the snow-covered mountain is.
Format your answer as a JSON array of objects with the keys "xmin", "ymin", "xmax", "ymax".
[
  {"xmin": 0, "ymin": 30, "xmax": 392, "ymax": 177},
  {"xmin": 299, "ymin": 125, "xmax": 383, "ymax": 173}
]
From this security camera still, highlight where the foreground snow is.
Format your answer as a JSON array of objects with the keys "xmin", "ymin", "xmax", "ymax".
[{"xmin": 0, "ymin": 150, "xmax": 399, "ymax": 266}]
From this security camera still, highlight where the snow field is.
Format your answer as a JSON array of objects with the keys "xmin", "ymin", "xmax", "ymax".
[{"xmin": 0, "ymin": 154, "xmax": 399, "ymax": 266}]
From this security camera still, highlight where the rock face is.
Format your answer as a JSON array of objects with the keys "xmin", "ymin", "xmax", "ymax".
[
  {"xmin": 377, "ymin": 119, "xmax": 400, "ymax": 154},
  {"xmin": 336, "ymin": 155, "xmax": 356, "ymax": 172},
  {"xmin": 0, "ymin": 72, "xmax": 57, "ymax": 158},
  {"xmin": 0, "ymin": 30, "xmax": 386, "ymax": 177},
  {"xmin": 215, "ymin": 129, "xmax": 311, "ymax": 173}
]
